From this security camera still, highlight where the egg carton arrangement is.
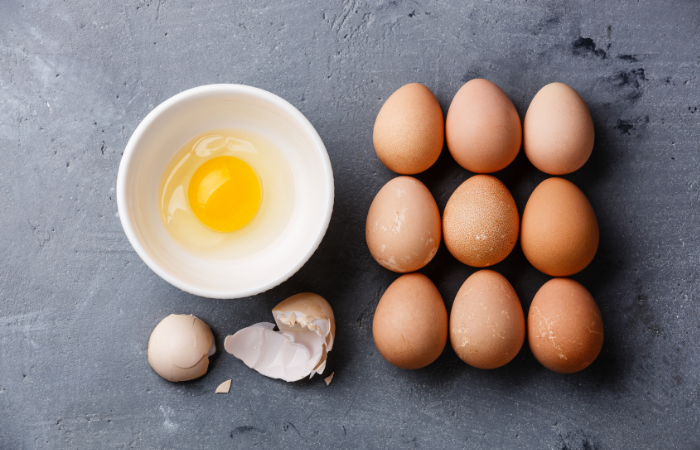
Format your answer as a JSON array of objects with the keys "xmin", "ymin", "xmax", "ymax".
[{"xmin": 367, "ymin": 80, "xmax": 603, "ymax": 374}]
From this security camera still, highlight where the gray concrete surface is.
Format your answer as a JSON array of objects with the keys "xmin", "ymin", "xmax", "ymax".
[{"xmin": 1, "ymin": 0, "xmax": 700, "ymax": 448}]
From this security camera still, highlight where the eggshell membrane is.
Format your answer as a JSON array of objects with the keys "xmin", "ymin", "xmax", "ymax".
[
  {"xmin": 446, "ymin": 79, "xmax": 522, "ymax": 173},
  {"xmin": 373, "ymin": 83, "xmax": 444, "ymax": 174},
  {"xmin": 442, "ymin": 175, "xmax": 519, "ymax": 267},
  {"xmin": 528, "ymin": 278, "xmax": 604, "ymax": 373},
  {"xmin": 523, "ymin": 82, "xmax": 594, "ymax": 175},
  {"xmin": 521, "ymin": 177, "xmax": 599, "ymax": 276},
  {"xmin": 372, "ymin": 273, "xmax": 448, "ymax": 369},
  {"xmin": 148, "ymin": 314, "xmax": 214, "ymax": 382},
  {"xmin": 366, "ymin": 176, "xmax": 441, "ymax": 273},
  {"xmin": 449, "ymin": 270, "xmax": 525, "ymax": 369}
]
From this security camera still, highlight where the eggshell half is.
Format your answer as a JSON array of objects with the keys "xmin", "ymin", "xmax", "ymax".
[
  {"xmin": 148, "ymin": 314, "xmax": 215, "ymax": 382},
  {"xmin": 521, "ymin": 177, "xmax": 599, "ymax": 276},
  {"xmin": 446, "ymin": 79, "xmax": 522, "ymax": 173},
  {"xmin": 443, "ymin": 175, "xmax": 519, "ymax": 267},
  {"xmin": 366, "ymin": 176, "xmax": 441, "ymax": 273},
  {"xmin": 528, "ymin": 278, "xmax": 604, "ymax": 373},
  {"xmin": 225, "ymin": 292, "xmax": 335, "ymax": 382},
  {"xmin": 449, "ymin": 270, "xmax": 525, "ymax": 369},
  {"xmin": 372, "ymin": 273, "xmax": 448, "ymax": 369},
  {"xmin": 373, "ymin": 83, "xmax": 444, "ymax": 174},
  {"xmin": 523, "ymin": 82, "xmax": 594, "ymax": 175}
]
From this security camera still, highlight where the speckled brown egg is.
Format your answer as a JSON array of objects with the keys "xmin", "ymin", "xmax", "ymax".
[
  {"xmin": 373, "ymin": 83, "xmax": 444, "ymax": 174},
  {"xmin": 520, "ymin": 177, "xmax": 599, "ymax": 276},
  {"xmin": 449, "ymin": 270, "xmax": 525, "ymax": 369},
  {"xmin": 446, "ymin": 79, "xmax": 522, "ymax": 173},
  {"xmin": 443, "ymin": 175, "xmax": 519, "ymax": 267},
  {"xmin": 373, "ymin": 273, "xmax": 448, "ymax": 369},
  {"xmin": 528, "ymin": 278, "xmax": 603, "ymax": 373},
  {"xmin": 366, "ymin": 176, "xmax": 441, "ymax": 273},
  {"xmin": 523, "ymin": 82, "xmax": 594, "ymax": 175}
]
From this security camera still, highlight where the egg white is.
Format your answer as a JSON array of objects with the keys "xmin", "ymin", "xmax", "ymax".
[{"xmin": 159, "ymin": 129, "xmax": 295, "ymax": 260}]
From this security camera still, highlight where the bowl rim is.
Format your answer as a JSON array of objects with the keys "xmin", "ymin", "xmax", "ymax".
[{"xmin": 116, "ymin": 84, "xmax": 334, "ymax": 299}]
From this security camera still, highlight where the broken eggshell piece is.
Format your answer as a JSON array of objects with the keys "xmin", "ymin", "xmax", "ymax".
[
  {"xmin": 224, "ymin": 293, "xmax": 335, "ymax": 382},
  {"xmin": 147, "ymin": 314, "xmax": 216, "ymax": 382},
  {"xmin": 215, "ymin": 379, "xmax": 232, "ymax": 394}
]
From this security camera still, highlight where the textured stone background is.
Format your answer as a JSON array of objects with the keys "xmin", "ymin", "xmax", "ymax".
[{"xmin": 1, "ymin": 0, "xmax": 700, "ymax": 448}]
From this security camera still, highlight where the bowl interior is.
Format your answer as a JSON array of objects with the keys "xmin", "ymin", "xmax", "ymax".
[{"xmin": 118, "ymin": 85, "xmax": 333, "ymax": 298}]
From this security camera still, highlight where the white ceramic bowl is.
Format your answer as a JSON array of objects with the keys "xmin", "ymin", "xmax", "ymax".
[{"xmin": 117, "ymin": 85, "xmax": 334, "ymax": 299}]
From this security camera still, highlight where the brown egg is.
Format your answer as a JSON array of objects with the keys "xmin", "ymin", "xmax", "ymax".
[
  {"xmin": 443, "ymin": 175, "xmax": 519, "ymax": 267},
  {"xmin": 450, "ymin": 270, "xmax": 525, "ymax": 369},
  {"xmin": 446, "ymin": 79, "xmax": 522, "ymax": 173},
  {"xmin": 523, "ymin": 82, "xmax": 594, "ymax": 175},
  {"xmin": 528, "ymin": 278, "xmax": 604, "ymax": 373},
  {"xmin": 373, "ymin": 83, "xmax": 444, "ymax": 174},
  {"xmin": 366, "ymin": 176, "xmax": 441, "ymax": 273},
  {"xmin": 521, "ymin": 177, "xmax": 598, "ymax": 276},
  {"xmin": 373, "ymin": 273, "xmax": 448, "ymax": 369}
]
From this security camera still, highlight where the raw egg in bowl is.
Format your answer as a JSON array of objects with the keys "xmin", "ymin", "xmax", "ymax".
[{"xmin": 117, "ymin": 85, "xmax": 334, "ymax": 299}]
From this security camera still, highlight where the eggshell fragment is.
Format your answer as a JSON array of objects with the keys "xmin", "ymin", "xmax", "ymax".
[
  {"xmin": 442, "ymin": 175, "xmax": 519, "ymax": 267},
  {"xmin": 148, "ymin": 314, "xmax": 215, "ymax": 382},
  {"xmin": 224, "ymin": 293, "xmax": 335, "ymax": 382},
  {"xmin": 523, "ymin": 82, "xmax": 594, "ymax": 175},
  {"xmin": 373, "ymin": 83, "xmax": 444, "ymax": 174},
  {"xmin": 446, "ymin": 79, "xmax": 522, "ymax": 173},
  {"xmin": 521, "ymin": 177, "xmax": 599, "ymax": 276},
  {"xmin": 273, "ymin": 292, "xmax": 336, "ymax": 357},
  {"xmin": 324, "ymin": 372, "xmax": 334, "ymax": 385},
  {"xmin": 215, "ymin": 379, "xmax": 232, "ymax": 394},
  {"xmin": 372, "ymin": 273, "xmax": 448, "ymax": 369},
  {"xmin": 366, "ymin": 176, "xmax": 441, "ymax": 273},
  {"xmin": 449, "ymin": 270, "xmax": 525, "ymax": 369},
  {"xmin": 528, "ymin": 278, "xmax": 604, "ymax": 373}
]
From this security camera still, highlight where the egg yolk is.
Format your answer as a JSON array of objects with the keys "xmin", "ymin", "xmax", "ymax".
[{"xmin": 188, "ymin": 156, "xmax": 261, "ymax": 232}]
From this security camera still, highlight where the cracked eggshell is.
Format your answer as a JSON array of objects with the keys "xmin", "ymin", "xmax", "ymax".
[
  {"xmin": 224, "ymin": 293, "xmax": 335, "ymax": 382},
  {"xmin": 450, "ymin": 270, "xmax": 525, "ymax": 369},
  {"xmin": 443, "ymin": 175, "xmax": 519, "ymax": 267},
  {"xmin": 373, "ymin": 83, "xmax": 444, "ymax": 174},
  {"xmin": 528, "ymin": 278, "xmax": 603, "ymax": 374},
  {"xmin": 446, "ymin": 79, "xmax": 522, "ymax": 173},
  {"xmin": 520, "ymin": 177, "xmax": 599, "ymax": 276},
  {"xmin": 272, "ymin": 292, "xmax": 335, "ymax": 350},
  {"xmin": 372, "ymin": 273, "xmax": 448, "ymax": 369},
  {"xmin": 366, "ymin": 176, "xmax": 441, "ymax": 273},
  {"xmin": 523, "ymin": 82, "xmax": 594, "ymax": 175},
  {"xmin": 148, "ymin": 314, "xmax": 215, "ymax": 382}
]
